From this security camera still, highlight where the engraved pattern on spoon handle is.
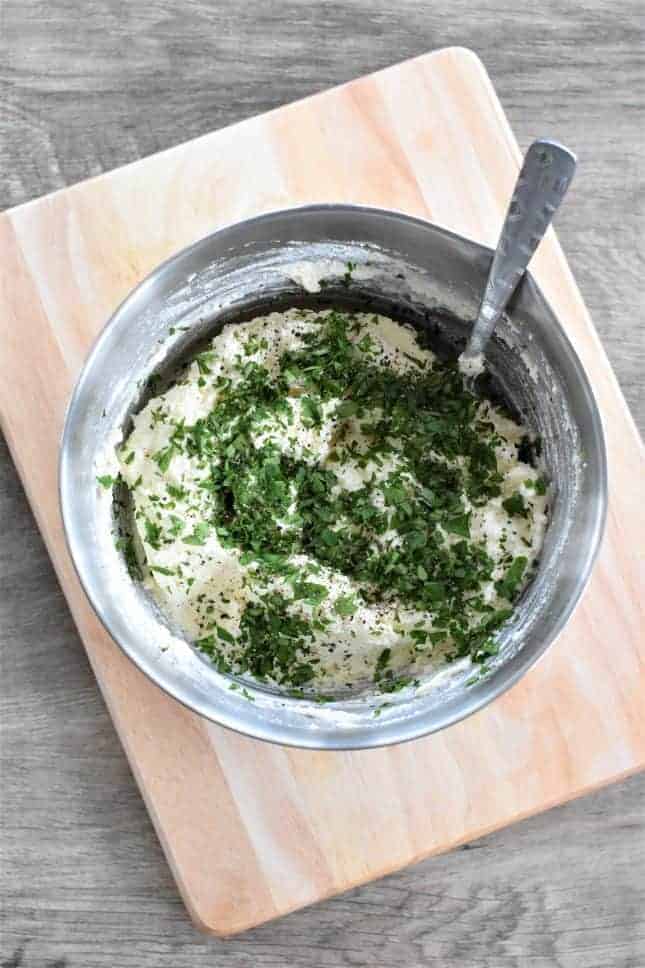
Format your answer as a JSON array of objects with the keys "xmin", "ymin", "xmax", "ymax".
[{"xmin": 465, "ymin": 139, "xmax": 577, "ymax": 358}]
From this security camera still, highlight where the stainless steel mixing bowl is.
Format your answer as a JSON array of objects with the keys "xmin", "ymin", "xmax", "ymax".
[{"xmin": 59, "ymin": 205, "xmax": 607, "ymax": 749}]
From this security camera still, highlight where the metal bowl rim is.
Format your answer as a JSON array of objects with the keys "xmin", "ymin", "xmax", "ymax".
[{"xmin": 59, "ymin": 202, "xmax": 609, "ymax": 749}]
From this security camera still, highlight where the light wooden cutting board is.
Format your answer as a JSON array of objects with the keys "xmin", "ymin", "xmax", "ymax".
[{"xmin": 1, "ymin": 47, "xmax": 643, "ymax": 936}]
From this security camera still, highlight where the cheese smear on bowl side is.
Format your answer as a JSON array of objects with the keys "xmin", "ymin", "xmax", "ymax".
[{"xmin": 112, "ymin": 309, "xmax": 548, "ymax": 696}]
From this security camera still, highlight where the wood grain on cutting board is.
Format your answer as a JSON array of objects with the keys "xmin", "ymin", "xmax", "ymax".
[{"xmin": 0, "ymin": 47, "xmax": 643, "ymax": 936}]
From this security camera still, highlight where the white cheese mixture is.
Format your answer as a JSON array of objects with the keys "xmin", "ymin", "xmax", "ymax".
[{"xmin": 116, "ymin": 309, "xmax": 548, "ymax": 694}]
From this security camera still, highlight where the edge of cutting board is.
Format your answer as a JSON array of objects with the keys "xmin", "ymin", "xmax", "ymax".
[{"xmin": 0, "ymin": 46, "xmax": 474, "ymax": 219}]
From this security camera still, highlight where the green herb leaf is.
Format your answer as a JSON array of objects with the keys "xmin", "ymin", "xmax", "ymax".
[
  {"xmin": 196, "ymin": 351, "xmax": 215, "ymax": 375},
  {"xmin": 96, "ymin": 474, "xmax": 116, "ymax": 488},
  {"xmin": 502, "ymin": 491, "xmax": 527, "ymax": 517},
  {"xmin": 336, "ymin": 400, "xmax": 359, "ymax": 418},
  {"xmin": 216, "ymin": 624, "xmax": 235, "ymax": 645},
  {"xmin": 183, "ymin": 522, "xmax": 210, "ymax": 545},
  {"xmin": 150, "ymin": 564, "xmax": 175, "ymax": 576},
  {"xmin": 144, "ymin": 519, "xmax": 162, "ymax": 549},
  {"xmin": 445, "ymin": 512, "xmax": 471, "ymax": 538},
  {"xmin": 292, "ymin": 581, "xmax": 328, "ymax": 606},
  {"xmin": 334, "ymin": 594, "xmax": 358, "ymax": 617},
  {"xmin": 343, "ymin": 260, "xmax": 355, "ymax": 285},
  {"xmin": 425, "ymin": 582, "xmax": 444, "ymax": 603},
  {"xmin": 153, "ymin": 445, "xmax": 176, "ymax": 473},
  {"xmin": 495, "ymin": 556, "xmax": 528, "ymax": 600},
  {"xmin": 167, "ymin": 483, "xmax": 186, "ymax": 500},
  {"xmin": 320, "ymin": 528, "xmax": 339, "ymax": 546},
  {"xmin": 300, "ymin": 396, "xmax": 323, "ymax": 427}
]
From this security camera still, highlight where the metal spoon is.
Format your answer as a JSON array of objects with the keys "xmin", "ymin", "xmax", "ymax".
[{"xmin": 460, "ymin": 138, "xmax": 577, "ymax": 376}]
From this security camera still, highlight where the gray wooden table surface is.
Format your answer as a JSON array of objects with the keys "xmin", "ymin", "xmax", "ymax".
[{"xmin": 1, "ymin": 2, "xmax": 643, "ymax": 966}]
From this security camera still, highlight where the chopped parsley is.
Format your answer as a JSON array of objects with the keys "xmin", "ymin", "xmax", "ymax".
[
  {"xmin": 150, "ymin": 564, "xmax": 175, "ymax": 576},
  {"xmin": 119, "ymin": 309, "xmax": 546, "ymax": 693},
  {"xmin": 334, "ymin": 594, "xmax": 358, "ymax": 617},
  {"xmin": 183, "ymin": 522, "xmax": 210, "ymax": 546},
  {"xmin": 143, "ymin": 518, "xmax": 162, "ymax": 549},
  {"xmin": 502, "ymin": 491, "xmax": 527, "ymax": 518},
  {"xmin": 495, "ymin": 556, "xmax": 528, "ymax": 600},
  {"xmin": 153, "ymin": 445, "xmax": 176, "ymax": 473}
]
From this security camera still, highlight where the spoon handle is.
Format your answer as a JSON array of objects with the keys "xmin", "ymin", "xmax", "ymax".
[{"xmin": 462, "ymin": 138, "xmax": 577, "ymax": 362}]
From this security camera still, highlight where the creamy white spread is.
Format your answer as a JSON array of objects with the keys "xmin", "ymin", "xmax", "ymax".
[{"xmin": 115, "ymin": 308, "xmax": 548, "ymax": 695}]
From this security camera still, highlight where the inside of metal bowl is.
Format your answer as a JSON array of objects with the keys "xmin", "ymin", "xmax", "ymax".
[
  {"xmin": 61, "ymin": 206, "xmax": 606, "ymax": 747},
  {"xmin": 116, "ymin": 288, "xmax": 529, "ymax": 699}
]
